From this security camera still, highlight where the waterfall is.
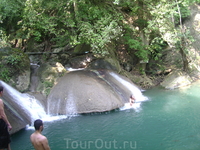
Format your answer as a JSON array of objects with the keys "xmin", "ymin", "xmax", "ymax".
[
  {"xmin": 109, "ymin": 72, "xmax": 148, "ymax": 111},
  {"xmin": 65, "ymin": 91, "xmax": 77, "ymax": 115},
  {"xmin": 109, "ymin": 72, "xmax": 148, "ymax": 101},
  {"xmin": 47, "ymin": 88, "xmax": 78, "ymax": 116},
  {"xmin": 0, "ymin": 81, "xmax": 47, "ymax": 123}
]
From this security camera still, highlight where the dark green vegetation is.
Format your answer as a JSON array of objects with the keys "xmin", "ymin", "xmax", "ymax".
[
  {"xmin": 0, "ymin": 0, "xmax": 199, "ymax": 83},
  {"xmin": 0, "ymin": 47, "xmax": 29, "ymax": 82}
]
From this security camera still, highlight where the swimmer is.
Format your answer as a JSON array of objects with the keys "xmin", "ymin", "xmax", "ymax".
[{"xmin": 129, "ymin": 95, "xmax": 135, "ymax": 106}]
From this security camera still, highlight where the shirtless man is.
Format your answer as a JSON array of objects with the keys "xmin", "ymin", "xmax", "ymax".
[
  {"xmin": 30, "ymin": 119, "xmax": 51, "ymax": 150},
  {"xmin": 0, "ymin": 86, "xmax": 12, "ymax": 150}
]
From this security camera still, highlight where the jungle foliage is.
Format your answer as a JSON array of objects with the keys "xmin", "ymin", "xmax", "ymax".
[
  {"xmin": 0, "ymin": 47, "xmax": 30, "ymax": 82},
  {"xmin": 0, "ymin": 0, "xmax": 200, "ymax": 74}
]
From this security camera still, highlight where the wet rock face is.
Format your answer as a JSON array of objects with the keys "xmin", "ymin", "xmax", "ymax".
[
  {"xmin": 0, "ymin": 80, "xmax": 47, "ymax": 134},
  {"xmin": 4, "ymin": 105, "xmax": 28, "ymax": 134},
  {"xmin": 0, "ymin": 82, "xmax": 32, "ymax": 134},
  {"xmin": 47, "ymin": 70, "xmax": 137, "ymax": 115}
]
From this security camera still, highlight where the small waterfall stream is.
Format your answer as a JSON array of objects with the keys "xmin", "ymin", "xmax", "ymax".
[
  {"xmin": 109, "ymin": 72, "xmax": 148, "ymax": 111},
  {"xmin": 109, "ymin": 72, "xmax": 148, "ymax": 101},
  {"xmin": 0, "ymin": 81, "xmax": 47, "ymax": 123},
  {"xmin": 65, "ymin": 91, "xmax": 77, "ymax": 115}
]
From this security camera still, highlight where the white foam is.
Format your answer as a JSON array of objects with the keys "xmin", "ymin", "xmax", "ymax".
[
  {"xmin": 26, "ymin": 125, "xmax": 35, "ymax": 130},
  {"xmin": 42, "ymin": 115, "xmax": 68, "ymax": 122},
  {"xmin": 120, "ymin": 102, "xmax": 142, "ymax": 112},
  {"xmin": 25, "ymin": 115, "xmax": 75, "ymax": 130},
  {"xmin": 66, "ymin": 67, "xmax": 85, "ymax": 71}
]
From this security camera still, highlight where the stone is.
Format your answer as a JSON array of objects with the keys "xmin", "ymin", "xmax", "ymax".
[
  {"xmin": 161, "ymin": 70, "xmax": 193, "ymax": 89},
  {"xmin": 36, "ymin": 62, "xmax": 67, "ymax": 96},
  {"xmin": 47, "ymin": 70, "xmax": 140, "ymax": 115}
]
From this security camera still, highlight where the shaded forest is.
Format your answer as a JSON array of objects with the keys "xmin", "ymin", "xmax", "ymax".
[{"xmin": 1, "ymin": 0, "xmax": 200, "ymax": 88}]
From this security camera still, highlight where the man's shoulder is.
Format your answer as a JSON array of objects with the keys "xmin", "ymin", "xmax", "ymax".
[
  {"xmin": 31, "ymin": 132, "xmax": 47, "ymax": 141},
  {"xmin": 38, "ymin": 134, "xmax": 48, "ymax": 143},
  {"xmin": 41, "ymin": 134, "xmax": 48, "ymax": 140},
  {"xmin": 30, "ymin": 132, "xmax": 35, "ymax": 138}
]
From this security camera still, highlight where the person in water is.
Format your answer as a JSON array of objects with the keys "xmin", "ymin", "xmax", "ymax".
[
  {"xmin": 129, "ymin": 95, "xmax": 135, "ymax": 106},
  {"xmin": 30, "ymin": 119, "xmax": 51, "ymax": 150},
  {"xmin": 0, "ymin": 86, "xmax": 12, "ymax": 150}
]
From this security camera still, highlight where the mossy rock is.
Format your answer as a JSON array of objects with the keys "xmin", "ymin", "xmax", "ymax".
[
  {"xmin": 119, "ymin": 69, "xmax": 154, "ymax": 89},
  {"xmin": 74, "ymin": 43, "xmax": 91, "ymax": 54},
  {"xmin": 37, "ymin": 62, "xmax": 67, "ymax": 96},
  {"xmin": 0, "ymin": 47, "xmax": 30, "ymax": 91},
  {"xmin": 89, "ymin": 57, "xmax": 121, "ymax": 72}
]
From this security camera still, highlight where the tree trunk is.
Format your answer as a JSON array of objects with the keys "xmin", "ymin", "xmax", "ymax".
[
  {"xmin": 176, "ymin": 0, "xmax": 189, "ymax": 72},
  {"xmin": 179, "ymin": 37, "xmax": 189, "ymax": 72},
  {"xmin": 137, "ymin": 0, "xmax": 149, "ymax": 74}
]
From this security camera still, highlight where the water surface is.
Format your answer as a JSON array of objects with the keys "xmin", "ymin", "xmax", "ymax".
[{"xmin": 11, "ymin": 81, "xmax": 200, "ymax": 150}]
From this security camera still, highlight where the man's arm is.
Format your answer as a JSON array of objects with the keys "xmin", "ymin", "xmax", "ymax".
[
  {"xmin": 0, "ymin": 99, "xmax": 12, "ymax": 131},
  {"xmin": 42, "ymin": 136, "xmax": 51, "ymax": 150}
]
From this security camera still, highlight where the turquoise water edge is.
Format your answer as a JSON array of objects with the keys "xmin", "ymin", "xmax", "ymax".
[{"xmin": 11, "ymin": 81, "xmax": 200, "ymax": 150}]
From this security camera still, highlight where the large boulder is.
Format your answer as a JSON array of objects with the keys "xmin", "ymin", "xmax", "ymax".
[
  {"xmin": 10, "ymin": 70, "xmax": 30, "ymax": 92},
  {"xmin": 36, "ymin": 62, "xmax": 67, "ymax": 97},
  {"xmin": 161, "ymin": 70, "xmax": 193, "ymax": 89},
  {"xmin": 89, "ymin": 58, "xmax": 121, "ymax": 72},
  {"xmin": 47, "ymin": 69, "xmax": 143, "ymax": 115}
]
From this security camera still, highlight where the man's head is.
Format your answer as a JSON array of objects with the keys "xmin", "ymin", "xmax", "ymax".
[
  {"xmin": 130, "ymin": 95, "xmax": 135, "ymax": 99},
  {"xmin": 34, "ymin": 119, "xmax": 44, "ymax": 131}
]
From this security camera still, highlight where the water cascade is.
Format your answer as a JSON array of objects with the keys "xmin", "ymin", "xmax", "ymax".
[
  {"xmin": 109, "ymin": 72, "xmax": 148, "ymax": 102},
  {"xmin": 0, "ymin": 80, "xmax": 47, "ymax": 124},
  {"xmin": 109, "ymin": 72, "xmax": 148, "ymax": 111},
  {"xmin": 65, "ymin": 90, "xmax": 77, "ymax": 115}
]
